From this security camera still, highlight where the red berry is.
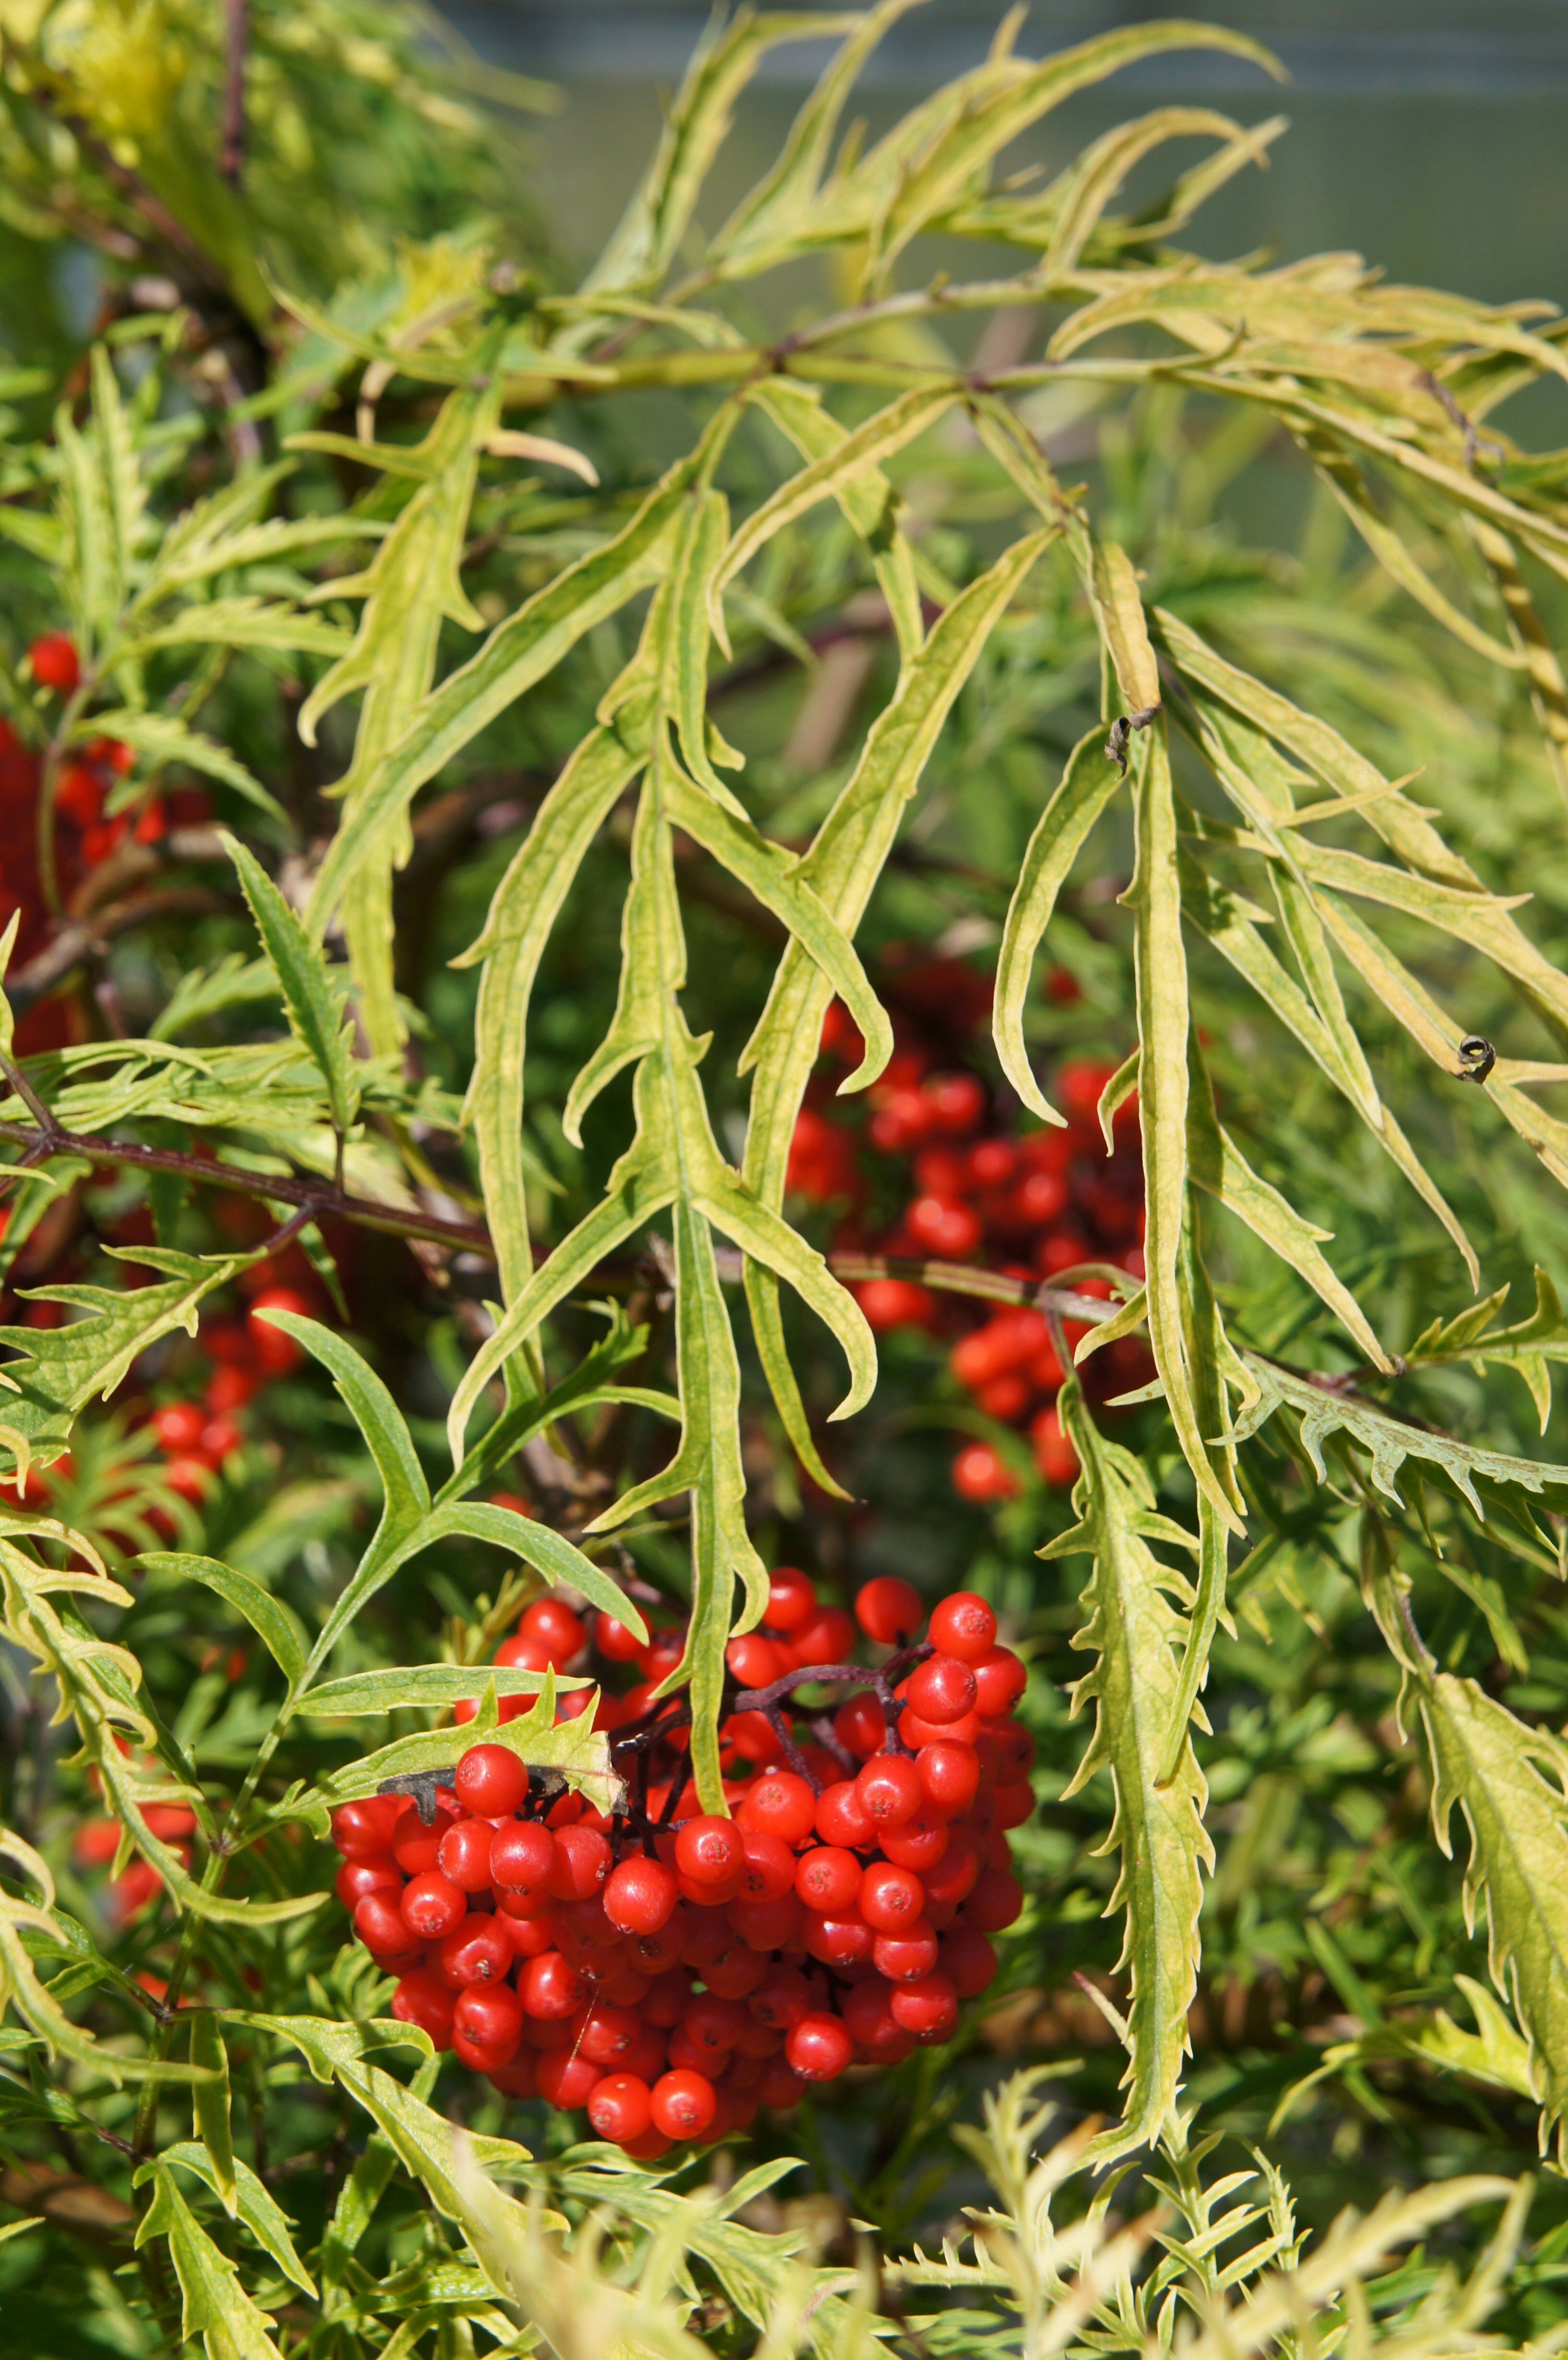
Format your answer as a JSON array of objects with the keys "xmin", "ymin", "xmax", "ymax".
[
  {"xmin": 401, "ymin": 1871, "xmax": 466, "ymax": 1941},
  {"xmin": 353, "ymin": 1891, "xmax": 421, "ymax": 1964},
  {"xmin": 546, "ymin": 1824, "xmax": 612, "ymax": 1901},
  {"xmin": 335, "ymin": 1856, "xmax": 401, "ymax": 1908},
  {"xmin": 684, "ymin": 1992, "xmax": 747, "ymax": 2058},
  {"xmin": 577, "ymin": 2004, "xmax": 642, "ymax": 2065},
  {"xmin": 789, "ymin": 1607, "xmax": 856, "ymax": 1667},
  {"xmin": 890, "ymin": 1969, "xmax": 959, "ymax": 2040},
  {"xmin": 854, "ymin": 1577, "xmax": 923, "ymax": 1647},
  {"xmin": 152, "ymin": 1401, "xmax": 205, "ymax": 1453},
  {"xmin": 737, "ymin": 1827, "xmax": 798, "ymax": 1903},
  {"xmin": 595, "ymin": 1610, "xmax": 644, "ymax": 1662},
  {"xmin": 971, "ymin": 1647, "xmax": 1028, "ymax": 1719},
  {"xmin": 855, "ymin": 1753, "xmax": 923, "ymax": 1830},
  {"xmin": 833, "ymin": 1693, "xmax": 887, "ymax": 1759},
  {"xmin": 437, "ymin": 1818, "xmax": 495, "ymax": 1893},
  {"xmin": 1031, "ymin": 1405, "xmax": 1080, "ymax": 1487},
  {"xmin": 765, "ymin": 1567, "xmax": 817, "ymax": 1631},
  {"xmin": 392, "ymin": 1969, "xmax": 455, "ymax": 2047},
  {"xmin": 993, "ymin": 1781, "xmax": 1035, "ymax": 1830},
  {"xmin": 651, "ymin": 2068, "xmax": 717, "ymax": 2140},
  {"xmin": 674, "ymin": 1815, "xmax": 745, "ymax": 1889},
  {"xmin": 786, "ymin": 2013, "xmax": 853, "ymax": 2082},
  {"xmin": 731, "ymin": 1892, "xmax": 804, "ymax": 1950},
  {"xmin": 736, "ymin": 1772, "xmax": 816, "ymax": 1847},
  {"xmin": 495, "ymin": 1633, "xmax": 552, "ymax": 1675},
  {"xmin": 726, "ymin": 1632, "xmax": 782, "ymax": 1687},
  {"xmin": 924, "ymin": 1073, "xmax": 986, "ymax": 1135},
  {"xmin": 756, "ymin": 2059, "xmax": 808, "ymax": 2110},
  {"xmin": 795, "ymin": 1845, "xmax": 861, "ymax": 1914},
  {"xmin": 603, "ymin": 1854, "xmax": 679, "ymax": 1936},
  {"xmin": 537, "ymin": 2046, "xmax": 601, "ymax": 2109},
  {"xmin": 454, "ymin": 1744, "xmax": 528, "ymax": 1819},
  {"xmin": 858, "ymin": 1862, "xmax": 926, "ymax": 1932},
  {"xmin": 491, "ymin": 1821, "xmax": 556, "ymax": 1894},
  {"xmin": 873, "ymin": 1921, "xmax": 939, "ymax": 1983},
  {"xmin": 29, "ymin": 633, "xmax": 79, "ymax": 693},
  {"xmin": 519, "ymin": 1950, "xmax": 583, "ymax": 2019},
  {"xmin": 749, "ymin": 1966, "xmax": 813, "ymax": 2031},
  {"xmin": 803, "ymin": 1908, "xmax": 874, "ymax": 1969},
  {"xmin": 907, "ymin": 1654, "xmax": 979, "ymax": 1725},
  {"xmin": 520, "ymin": 1597, "xmax": 587, "ymax": 1667},
  {"xmin": 843, "ymin": 1976, "xmax": 914, "ymax": 2062},
  {"xmin": 247, "ymin": 1286, "xmax": 312, "ymax": 1373},
  {"xmin": 331, "ymin": 1796, "xmax": 402, "ymax": 1857},
  {"xmin": 964, "ymin": 1868, "xmax": 1024, "ymax": 1932},
  {"xmin": 815, "ymin": 1780, "xmax": 874, "ymax": 1848},
  {"xmin": 435, "ymin": 1915, "xmax": 513, "ymax": 1988},
  {"xmin": 588, "ymin": 2072, "xmax": 652, "ymax": 2142},
  {"xmin": 900, "ymin": 1704, "xmax": 982, "ymax": 1752},
  {"xmin": 907, "ymin": 1195, "xmax": 983, "ymax": 1258},
  {"xmin": 880, "ymin": 1810, "xmax": 949, "ymax": 1871},
  {"xmin": 923, "ymin": 1831, "xmax": 980, "ymax": 1912},
  {"xmin": 488, "ymin": 2052, "xmax": 539, "ymax": 2099},
  {"xmin": 941, "ymin": 1927, "xmax": 998, "ymax": 1997},
  {"xmin": 929, "ymin": 1594, "xmax": 998, "ymax": 1664},
  {"xmin": 856, "ymin": 1278, "xmax": 936, "ymax": 1332},
  {"xmin": 952, "ymin": 1445, "xmax": 1021, "ymax": 1503}
]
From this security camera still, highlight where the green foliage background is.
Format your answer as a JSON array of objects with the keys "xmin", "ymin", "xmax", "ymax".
[{"xmin": 5, "ymin": 2, "xmax": 1568, "ymax": 2353}]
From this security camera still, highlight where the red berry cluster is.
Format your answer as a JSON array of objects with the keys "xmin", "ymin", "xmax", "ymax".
[
  {"xmin": 147, "ymin": 1278, "xmax": 313, "ymax": 1506},
  {"xmin": 0, "ymin": 636, "xmax": 210, "ymax": 1053},
  {"xmin": 787, "ymin": 996, "xmax": 1152, "ymax": 1505},
  {"xmin": 331, "ymin": 1573, "xmax": 1031, "ymax": 2155}
]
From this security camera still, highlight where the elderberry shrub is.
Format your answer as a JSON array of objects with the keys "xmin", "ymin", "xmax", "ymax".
[{"xmin": 331, "ymin": 1570, "xmax": 1030, "ymax": 2155}]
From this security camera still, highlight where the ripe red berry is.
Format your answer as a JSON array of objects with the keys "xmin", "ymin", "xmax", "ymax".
[
  {"xmin": 929, "ymin": 1593, "xmax": 998, "ymax": 1663},
  {"xmin": 786, "ymin": 2013, "xmax": 853, "ymax": 2082},
  {"xmin": 816, "ymin": 1780, "xmax": 874, "ymax": 1848},
  {"xmin": 152, "ymin": 1401, "xmax": 206, "ymax": 1453},
  {"xmin": 651, "ymin": 2068, "xmax": 717, "ymax": 2140},
  {"xmin": 546, "ymin": 1824, "xmax": 612, "ymax": 1901},
  {"xmin": 736, "ymin": 1772, "xmax": 816, "ymax": 1848},
  {"xmin": 436, "ymin": 1915, "xmax": 513, "ymax": 1988},
  {"xmin": 790, "ymin": 1606, "xmax": 857, "ymax": 1667},
  {"xmin": 731, "ymin": 1892, "xmax": 804, "ymax": 1951},
  {"xmin": 749, "ymin": 1966, "xmax": 813, "ymax": 2031},
  {"xmin": 588, "ymin": 2072, "xmax": 653, "ymax": 2142},
  {"xmin": 890, "ymin": 1969, "xmax": 959, "ymax": 2040},
  {"xmin": 907, "ymin": 1195, "xmax": 983, "ymax": 1258},
  {"xmin": 726, "ymin": 1632, "xmax": 782, "ymax": 1687},
  {"xmin": 437, "ymin": 1818, "xmax": 495, "ymax": 1893},
  {"xmin": 857, "ymin": 1278, "xmax": 936, "ymax": 1331},
  {"xmin": 334, "ymin": 1856, "xmax": 401, "ymax": 1908},
  {"xmin": 491, "ymin": 1821, "xmax": 556, "ymax": 1894},
  {"xmin": 952, "ymin": 1444, "xmax": 1021, "ymax": 1503},
  {"xmin": 392, "ymin": 1969, "xmax": 456, "ymax": 2047},
  {"xmin": 881, "ymin": 1809, "xmax": 949, "ymax": 1871},
  {"xmin": 495, "ymin": 1633, "xmax": 552, "ymax": 1677},
  {"xmin": 924, "ymin": 1073, "xmax": 986, "ymax": 1135},
  {"xmin": 756, "ymin": 2059, "xmax": 808, "ymax": 2110},
  {"xmin": 941, "ymin": 1927, "xmax": 999, "ymax": 1997},
  {"xmin": 401, "ymin": 1871, "xmax": 466, "ymax": 1941},
  {"xmin": 907, "ymin": 1654, "xmax": 979, "ymax": 1724},
  {"xmin": 856, "ymin": 1753, "xmax": 923, "ymax": 1830},
  {"xmin": 858, "ymin": 1862, "xmax": 926, "ymax": 1931},
  {"xmin": 992, "ymin": 1781, "xmax": 1035, "ymax": 1830},
  {"xmin": 923, "ymin": 1832, "xmax": 980, "ymax": 1914},
  {"xmin": 247, "ymin": 1286, "xmax": 312, "ymax": 1374},
  {"xmin": 330, "ymin": 1795, "xmax": 402, "ymax": 1857},
  {"xmin": 803, "ymin": 1908, "xmax": 874, "ymax": 1969},
  {"xmin": 29, "ymin": 633, "xmax": 79, "ymax": 693},
  {"xmin": 855, "ymin": 1576, "xmax": 923, "ymax": 1646},
  {"xmin": 674, "ymin": 1815, "xmax": 745, "ymax": 1889},
  {"xmin": 537, "ymin": 2047, "xmax": 601, "ymax": 2109},
  {"xmin": 964, "ymin": 1867, "xmax": 1024, "ymax": 1932},
  {"xmin": 454, "ymin": 1744, "xmax": 528, "ymax": 1819},
  {"xmin": 833, "ymin": 1693, "xmax": 887, "ymax": 1759},
  {"xmin": 843, "ymin": 1976, "xmax": 915, "ymax": 2062},
  {"xmin": 577, "ymin": 2004, "xmax": 642, "ymax": 2065},
  {"xmin": 795, "ymin": 1845, "xmax": 861, "ymax": 1914},
  {"xmin": 353, "ymin": 1890, "xmax": 422, "ymax": 1965},
  {"xmin": 520, "ymin": 1950, "xmax": 583, "ymax": 2019},
  {"xmin": 487, "ymin": 2052, "xmax": 539, "ymax": 2099},
  {"xmin": 603, "ymin": 1854, "xmax": 679, "ymax": 1936},
  {"xmin": 765, "ymin": 1566, "xmax": 817, "ymax": 1630},
  {"xmin": 595, "ymin": 1609, "xmax": 644, "ymax": 1662},
  {"xmin": 736, "ymin": 1827, "xmax": 798, "ymax": 1903},
  {"xmin": 971, "ymin": 1647, "xmax": 1028, "ymax": 1719},
  {"xmin": 1031, "ymin": 1404, "xmax": 1080, "ymax": 1487},
  {"xmin": 519, "ymin": 1597, "xmax": 587, "ymax": 1667},
  {"xmin": 872, "ymin": 1921, "xmax": 939, "ymax": 1982},
  {"xmin": 684, "ymin": 1992, "xmax": 747, "ymax": 2058}
]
